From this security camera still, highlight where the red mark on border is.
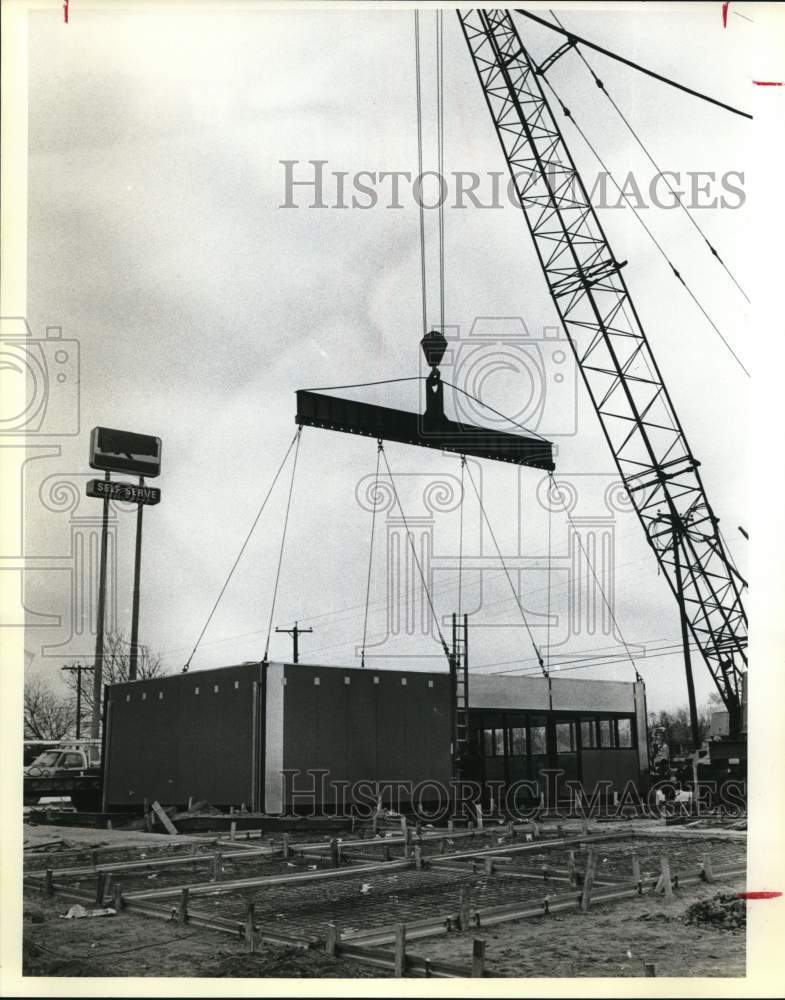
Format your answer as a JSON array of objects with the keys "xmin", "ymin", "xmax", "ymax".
[
  {"xmin": 736, "ymin": 891, "xmax": 782, "ymax": 900},
  {"xmin": 722, "ymin": 2, "xmax": 730, "ymax": 28},
  {"xmin": 753, "ymin": 81, "xmax": 783, "ymax": 86},
  {"xmin": 63, "ymin": 0, "xmax": 68, "ymax": 23}
]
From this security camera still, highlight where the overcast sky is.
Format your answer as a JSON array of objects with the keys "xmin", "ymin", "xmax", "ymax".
[{"xmin": 19, "ymin": 2, "xmax": 764, "ymax": 713}]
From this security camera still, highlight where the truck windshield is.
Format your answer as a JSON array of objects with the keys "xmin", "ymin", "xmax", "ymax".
[{"xmin": 32, "ymin": 751, "xmax": 61, "ymax": 766}]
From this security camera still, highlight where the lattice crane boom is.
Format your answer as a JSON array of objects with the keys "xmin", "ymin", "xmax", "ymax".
[{"xmin": 458, "ymin": 9, "xmax": 747, "ymax": 734}]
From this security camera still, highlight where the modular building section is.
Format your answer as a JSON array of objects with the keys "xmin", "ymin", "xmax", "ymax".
[
  {"xmin": 465, "ymin": 675, "xmax": 649, "ymax": 798},
  {"xmin": 102, "ymin": 661, "xmax": 453, "ymax": 812}
]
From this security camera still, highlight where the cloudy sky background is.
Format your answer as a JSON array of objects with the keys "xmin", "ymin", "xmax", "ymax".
[{"xmin": 19, "ymin": 2, "xmax": 764, "ymax": 712}]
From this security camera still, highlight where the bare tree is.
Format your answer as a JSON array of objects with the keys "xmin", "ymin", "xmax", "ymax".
[
  {"xmin": 63, "ymin": 631, "xmax": 166, "ymax": 715},
  {"xmin": 24, "ymin": 675, "xmax": 75, "ymax": 741}
]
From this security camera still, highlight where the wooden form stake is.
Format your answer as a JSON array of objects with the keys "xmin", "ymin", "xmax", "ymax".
[
  {"xmin": 459, "ymin": 889, "xmax": 471, "ymax": 931},
  {"xmin": 394, "ymin": 923, "xmax": 406, "ymax": 977},
  {"xmin": 213, "ymin": 852, "xmax": 223, "ymax": 881},
  {"xmin": 282, "ymin": 833, "xmax": 290, "ymax": 859},
  {"xmin": 414, "ymin": 846, "xmax": 423, "ymax": 870},
  {"xmin": 567, "ymin": 851, "xmax": 576, "ymax": 886},
  {"xmin": 579, "ymin": 850, "xmax": 595, "ymax": 912},
  {"xmin": 244, "ymin": 901, "xmax": 255, "ymax": 953},
  {"xmin": 644, "ymin": 962, "xmax": 657, "ymax": 977},
  {"xmin": 659, "ymin": 855, "xmax": 674, "ymax": 899},
  {"xmin": 325, "ymin": 922, "xmax": 340, "ymax": 956},
  {"xmin": 45, "ymin": 868, "xmax": 53, "ymax": 896},
  {"xmin": 702, "ymin": 853, "xmax": 715, "ymax": 883},
  {"xmin": 113, "ymin": 882, "xmax": 123, "ymax": 912},
  {"xmin": 631, "ymin": 851, "xmax": 641, "ymax": 883},
  {"xmin": 230, "ymin": 821, "xmax": 236, "ymax": 841},
  {"xmin": 95, "ymin": 871, "xmax": 107, "ymax": 906},
  {"xmin": 472, "ymin": 938, "xmax": 486, "ymax": 977},
  {"xmin": 178, "ymin": 887, "xmax": 189, "ymax": 924}
]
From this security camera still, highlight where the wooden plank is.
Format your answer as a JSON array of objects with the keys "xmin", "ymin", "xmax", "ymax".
[
  {"xmin": 579, "ymin": 849, "xmax": 595, "ymax": 912},
  {"xmin": 151, "ymin": 800, "xmax": 178, "ymax": 836}
]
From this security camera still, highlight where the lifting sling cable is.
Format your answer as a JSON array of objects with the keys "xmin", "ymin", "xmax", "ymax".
[
  {"xmin": 380, "ymin": 443, "xmax": 452, "ymax": 663},
  {"xmin": 360, "ymin": 440, "xmax": 383, "ymax": 667},
  {"xmin": 458, "ymin": 455, "xmax": 466, "ymax": 621},
  {"xmin": 263, "ymin": 425, "xmax": 303, "ymax": 662},
  {"xmin": 462, "ymin": 458, "xmax": 547, "ymax": 676},
  {"xmin": 539, "ymin": 71, "xmax": 749, "ymax": 379},
  {"xmin": 182, "ymin": 426, "xmax": 302, "ymax": 673},
  {"xmin": 546, "ymin": 478, "xmax": 552, "ymax": 674},
  {"xmin": 548, "ymin": 471, "xmax": 641, "ymax": 682},
  {"xmin": 441, "ymin": 377, "xmax": 551, "ymax": 442},
  {"xmin": 546, "ymin": 10, "xmax": 749, "ymax": 303}
]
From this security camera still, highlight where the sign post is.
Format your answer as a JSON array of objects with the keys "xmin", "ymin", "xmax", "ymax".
[
  {"xmin": 87, "ymin": 427, "xmax": 161, "ymax": 729},
  {"xmin": 129, "ymin": 477, "xmax": 145, "ymax": 680},
  {"xmin": 91, "ymin": 471, "xmax": 111, "ymax": 739}
]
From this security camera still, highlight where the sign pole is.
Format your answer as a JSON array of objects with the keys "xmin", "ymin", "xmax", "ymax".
[
  {"xmin": 129, "ymin": 476, "xmax": 145, "ymax": 681},
  {"xmin": 90, "ymin": 471, "xmax": 111, "ymax": 738}
]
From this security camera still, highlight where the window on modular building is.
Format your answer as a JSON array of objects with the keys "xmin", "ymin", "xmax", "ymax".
[
  {"xmin": 581, "ymin": 720, "xmax": 597, "ymax": 748},
  {"xmin": 530, "ymin": 724, "xmax": 547, "ymax": 755},
  {"xmin": 598, "ymin": 719, "xmax": 615, "ymax": 747},
  {"xmin": 494, "ymin": 729, "xmax": 505, "ymax": 757},
  {"xmin": 555, "ymin": 722, "xmax": 575, "ymax": 753},
  {"xmin": 482, "ymin": 729, "xmax": 495, "ymax": 756},
  {"xmin": 617, "ymin": 718, "xmax": 633, "ymax": 748},
  {"xmin": 509, "ymin": 727, "xmax": 527, "ymax": 756}
]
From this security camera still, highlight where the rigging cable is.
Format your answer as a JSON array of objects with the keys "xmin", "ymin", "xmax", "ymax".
[
  {"xmin": 462, "ymin": 458, "xmax": 547, "ymax": 676},
  {"xmin": 182, "ymin": 426, "xmax": 302, "ymax": 673},
  {"xmin": 360, "ymin": 440, "xmax": 383, "ymax": 667},
  {"xmin": 458, "ymin": 455, "xmax": 466, "ymax": 621},
  {"xmin": 263, "ymin": 425, "xmax": 303, "ymax": 662},
  {"xmin": 441, "ymin": 378, "xmax": 551, "ymax": 442},
  {"xmin": 548, "ymin": 9, "xmax": 749, "ymax": 303},
  {"xmin": 546, "ymin": 477, "xmax": 552, "ymax": 673},
  {"xmin": 380, "ymin": 442, "xmax": 451, "ymax": 662},
  {"xmin": 548, "ymin": 471, "xmax": 641, "ymax": 682},
  {"xmin": 538, "ymin": 72, "xmax": 750, "ymax": 379},
  {"xmin": 414, "ymin": 10, "xmax": 428, "ymax": 337}
]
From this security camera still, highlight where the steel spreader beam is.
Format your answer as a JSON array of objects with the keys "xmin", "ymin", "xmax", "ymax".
[
  {"xmin": 295, "ymin": 387, "xmax": 555, "ymax": 470},
  {"xmin": 458, "ymin": 9, "xmax": 747, "ymax": 730}
]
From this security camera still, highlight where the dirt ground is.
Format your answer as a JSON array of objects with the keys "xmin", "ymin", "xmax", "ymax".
[
  {"xmin": 22, "ymin": 821, "xmax": 746, "ymax": 979},
  {"xmin": 22, "ymin": 876, "xmax": 746, "ymax": 979},
  {"xmin": 414, "ymin": 877, "xmax": 747, "ymax": 978},
  {"xmin": 22, "ymin": 893, "xmax": 384, "ymax": 978}
]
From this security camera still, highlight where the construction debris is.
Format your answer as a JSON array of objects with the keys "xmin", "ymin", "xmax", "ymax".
[{"xmin": 684, "ymin": 893, "xmax": 746, "ymax": 930}]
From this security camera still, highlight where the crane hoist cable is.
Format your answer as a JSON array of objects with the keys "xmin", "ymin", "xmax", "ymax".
[
  {"xmin": 414, "ymin": 10, "xmax": 428, "ymax": 338},
  {"xmin": 547, "ymin": 9, "xmax": 749, "ymax": 304},
  {"xmin": 437, "ymin": 7, "xmax": 446, "ymax": 334},
  {"xmin": 540, "ymin": 72, "xmax": 750, "ymax": 379},
  {"xmin": 263, "ymin": 425, "xmax": 304, "ymax": 662},
  {"xmin": 182, "ymin": 426, "xmax": 302, "ymax": 673}
]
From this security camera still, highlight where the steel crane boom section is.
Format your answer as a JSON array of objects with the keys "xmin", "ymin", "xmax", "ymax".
[{"xmin": 457, "ymin": 8, "xmax": 747, "ymax": 730}]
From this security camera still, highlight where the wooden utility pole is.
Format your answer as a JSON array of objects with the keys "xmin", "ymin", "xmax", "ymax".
[
  {"xmin": 275, "ymin": 621, "xmax": 313, "ymax": 663},
  {"xmin": 61, "ymin": 662, "xmax": 94, "ymax": 739}
]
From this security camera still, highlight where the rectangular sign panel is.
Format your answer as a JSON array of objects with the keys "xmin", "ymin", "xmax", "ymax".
[
  {"xmin": 86, "ymin": 479, "xmax": 161, "ymax": 505},
  {"xmin": 89, "ymin": 426, "xmax": 162, "ymax": 478}
]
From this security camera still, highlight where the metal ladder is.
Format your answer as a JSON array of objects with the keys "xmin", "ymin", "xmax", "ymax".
[{"xmin": 452, "ymin": 613, "xmax": 470, "ymax": 773}]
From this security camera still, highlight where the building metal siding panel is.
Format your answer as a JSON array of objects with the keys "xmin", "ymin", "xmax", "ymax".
[{"xmin": 104, "ymin": 663, "xmax": 259, "ymax": 808}]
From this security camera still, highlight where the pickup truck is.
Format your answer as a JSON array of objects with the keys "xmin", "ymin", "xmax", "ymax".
[{"xmin": 24, "ymin": 747, "xmax": 102, "ymax": 811}]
